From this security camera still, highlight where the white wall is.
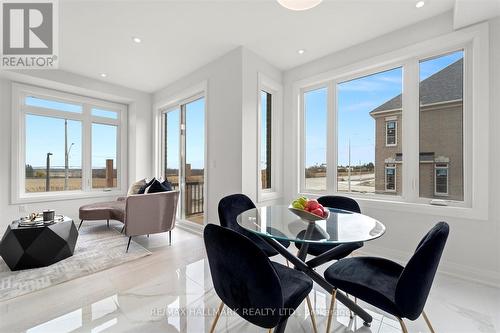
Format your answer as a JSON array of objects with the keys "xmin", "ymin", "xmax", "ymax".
[
  {"xmin": 0, "ymin": 70, "xmax": 152, "ymax": 231},
  {"xmin": 282, "ymin": 12, "xmax": 500, "ymax": 286},
  {"xmin": 153, "ymin": 47, "xmax": 283, "ymax": 225},
  {"xmin": 241, "ymin": 48, "xmax": 282, "ymax": 203},
  {"xmin": 153, "ymin": 48, "xmax": 244, "ymax": 224}
]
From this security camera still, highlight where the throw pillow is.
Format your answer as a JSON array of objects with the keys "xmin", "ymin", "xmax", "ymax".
[
  {"xmin": 161, "ymin": 179, "xmax": 173, "ymax": 191},
  {"xmin": 127, "ymin": 178, "xmax": 146, "ymax": 196},
  {"xmin": 138, "ymin": 178, "xmax": 155, "ymax": 194},
  {"xmin": 146, "ymin": 179, "xmax": 170, "ymax": 193}
]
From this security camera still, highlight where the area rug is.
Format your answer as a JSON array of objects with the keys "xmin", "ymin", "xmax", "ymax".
[{"xmin": 0, "ymin": 224, "xmax": 151, "ymax": 302}]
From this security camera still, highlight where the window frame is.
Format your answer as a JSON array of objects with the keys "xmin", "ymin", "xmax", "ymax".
[
  {"xmin": 294, "ymin": 23, "xmax": 489, "ymax": 220},
  {"xmin": 11, "ymin": 83, "xmax": 128, "ymax": 204},
  {"xmin": 385, "ymin": 120, "xmax": 398, "ymax": 147},
  {"xmin": 153, "ymin": 81, "xmax": 208, "ymax": 228},
  {"xmin": 257, "ymin": 73, "xmax": 283, "ymax": 202},
  {"xmin": 385, "ymin": 165, "xmax": 397, "ymax": 192},
  {"xmin": 434, "ymin": 164, "xmax": 449, "ymax": 196}
]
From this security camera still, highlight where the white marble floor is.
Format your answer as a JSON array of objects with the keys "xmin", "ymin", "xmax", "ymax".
[{"xmin": 0, "ymin": 223, "xmax": 498, "ymax": 333}]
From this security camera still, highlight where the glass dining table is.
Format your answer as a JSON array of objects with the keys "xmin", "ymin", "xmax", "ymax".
[{"xmin": 237, "ymin": 205, "xmax": 386, "ymax": 331}]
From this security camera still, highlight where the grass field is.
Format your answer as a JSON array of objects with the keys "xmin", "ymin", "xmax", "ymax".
[{"xmin": 25, "ymin": 178, "xmax": 117, "ymax": 192}]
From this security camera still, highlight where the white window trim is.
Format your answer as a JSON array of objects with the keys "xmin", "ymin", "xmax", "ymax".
[
  {"xmin": 153, "ymin": 81, "xmax": 208, "ymax": 226},
  {"xmin": 299, "ymin": 83, "xmax": 330, "ymax": 195},
  {"xmin": 11, "ymin": 83, "xmax": 128, "ymax": 204},
  {"xmin": 385, "ymin": 165, "xmax": 397, "ymax": 192},
  {"xmin": 434, "ymin": 164, "xmax": 449, "ymax": 196},
  {"xmin": 385, "ymin": 120, "xmax": 397, "ymax": 147},
  {"xmin": 257, "ymin": 73, "xmax": 283, "ymax": 202},
  {"xmin": 293, "ymin": 22, "xmax": 489, "ymax": 220}
]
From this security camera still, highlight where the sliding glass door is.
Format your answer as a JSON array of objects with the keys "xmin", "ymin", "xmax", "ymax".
[{"xmin": 163, "ymin": 97, "xmax": 205, "ymax": 224}]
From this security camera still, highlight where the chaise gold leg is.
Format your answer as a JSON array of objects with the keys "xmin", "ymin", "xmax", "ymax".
[
  {"xmin": 305, "ymin": 295, "xmax": 318, "ymax": 333},
  {"xmin": 397, "ymin": 317, "xmax": 409, "ymax": 333},
  {"xmin": 325, "ymin": 289, "xmax": 337, "ymax": 333},
  {"xmin": 422, "ymin": 311, "xmax": 436, "ymax": 333},
  {"xmin": 209, "ymin": 302, "xmax": 224, "ymax": 333}
]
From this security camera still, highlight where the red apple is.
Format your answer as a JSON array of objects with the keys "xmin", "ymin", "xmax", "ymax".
[
  {"xmin": 305, "ymin": 199, "xmax": 320, "ymax": 211},
  {"xmin": 311, "ymin": 207, "xmax": 324, "ymax": 217}
]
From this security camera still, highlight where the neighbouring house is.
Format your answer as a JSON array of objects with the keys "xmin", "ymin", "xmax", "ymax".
[{"xmin": 370, "ymin": 58, "xmax": 464, "ymax": 200}]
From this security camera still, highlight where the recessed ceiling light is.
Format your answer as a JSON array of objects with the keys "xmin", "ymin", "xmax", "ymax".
[
  {"xmin": 415, "ymin": 1, "xmax": 425, "ymax": 8},
  {"xmin": 297, "ymin": 49, "xmax": 305, "ymax": 55},
  {"xmin": 132, "ymin": 36, "xmax": 142, "ymax": 43},
  {"xmin": 277, "ymin": 0, "xmax": 322, "ymax": 11},
  {"xmin": 100, "ymin": 73, "xmax": 107, "ymax": 78}
]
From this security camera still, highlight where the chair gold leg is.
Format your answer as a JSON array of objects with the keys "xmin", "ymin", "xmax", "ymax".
[
  {"xmin": 422, "ymin": 311, "xmax": 436, "ymax": 333},
  {"xmin": 209, "ymin": 302, "xmax": 224, "ymax": 333},
  {"xmin": 305, "ymin": 295, "xmax": 318, "ymax": 333},
  {"xmin": 397, "ymin": 317, "xmax": 409, "ymax": 333},
  {"xmin": 268, "ymin": 329, "xmax": 272, "ymax": 333},
  {"xmin": 325, "ymin": 289, "xmax": 337, "ymax": 333}
]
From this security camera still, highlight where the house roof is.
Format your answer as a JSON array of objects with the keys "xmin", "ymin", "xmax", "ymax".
[{"xmin": 370, "ymin": 58, "xmax": 463, "ymax": 113}]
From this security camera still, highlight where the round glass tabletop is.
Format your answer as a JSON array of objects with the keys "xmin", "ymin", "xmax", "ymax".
[{"xmin": 237, "ymin": 205, "xmax": 385, "ymax": 244}]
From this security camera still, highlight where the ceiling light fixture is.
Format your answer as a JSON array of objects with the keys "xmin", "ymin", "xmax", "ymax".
[
  {"xmin": 297, "ymin": 49, "xmax": 305, "ymax": 55},
  {"xmin": 132, "ymin": 36, "xmax": 142, "ymax": 43},
  {"xmin": 277, "ymin": 0, "xmax": 322, "ymax": 11},
  {"xmin": 415, "ymin": 1, "xmax": 425, "ymax": 8},
  {"xmin": 100, "ymin": 73, "xmax": 107, "ymax": 78}
]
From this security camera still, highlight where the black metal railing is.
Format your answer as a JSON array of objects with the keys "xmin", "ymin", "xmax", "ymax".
[{"xmin": 170, "ymin": 181, "xmax": 204, "ymax": 216}]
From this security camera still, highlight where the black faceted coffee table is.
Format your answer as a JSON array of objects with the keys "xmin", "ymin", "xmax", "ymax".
[{"xmin": 0, "ymin": 217, "xmax": 78, "ymax": 271}]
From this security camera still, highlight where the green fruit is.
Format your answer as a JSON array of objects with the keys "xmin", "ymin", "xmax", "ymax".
[
  {"xmin": 292, "ymin": 200, "xmax": 305, "ymax": 210},
  {"xmin": 297, "ymin": 196, "xmax": 308, "ymax": 206}
]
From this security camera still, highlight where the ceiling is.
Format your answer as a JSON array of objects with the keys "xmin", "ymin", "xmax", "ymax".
[{"xmin": 59, "ymin": 0, "xmax": 456, "ymax": 92}]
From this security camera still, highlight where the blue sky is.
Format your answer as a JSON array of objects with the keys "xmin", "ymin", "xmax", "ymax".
[
  {"xmin": 25, "ymin": 98, "xmax": 118, "ymax": 168},
  {"xmin": 165, "ymin": 97, "xmax": 205, "ymax": 170},
  {"xmin": 305, "ymin": 50, "xmax": 464, "ymax": 167}
]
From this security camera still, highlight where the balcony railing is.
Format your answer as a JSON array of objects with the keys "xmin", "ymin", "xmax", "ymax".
[{"xmin": 170, "ymin": 181, "xmax": 204, "ymax": 216}]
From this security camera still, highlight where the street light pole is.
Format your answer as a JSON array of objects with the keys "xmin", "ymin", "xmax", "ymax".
[
  {"xmin": 348, "ymin": 139, "xmax": 351, "ymax": 193},
  {"xmin": 64, "ymin": 119, "xmax": 75, "ymax": 190},
  {"xmin": 46, "ymin": 152, "xmax": 53, "ymax": 191}
]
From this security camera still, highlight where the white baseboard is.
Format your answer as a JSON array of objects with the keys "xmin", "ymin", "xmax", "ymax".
[{"xmin": 358, "ymin": 244, "xmax": 500, "ymax": 288}]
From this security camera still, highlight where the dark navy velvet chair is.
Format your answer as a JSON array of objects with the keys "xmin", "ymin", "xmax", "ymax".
[
  {"xmin": 204, "ymin": 224, "xmax": 314, "ymax": 333},
  {"xmin": 218, "ymin": 194, "xmax": 290, "ymax": 257},
  {"xmin": 323, "ymin": 222, "xmax": 449, "ymax": 333},
  {"xmin": 294, "ymin": 196, "xmax": 363, "ymax": 259}
]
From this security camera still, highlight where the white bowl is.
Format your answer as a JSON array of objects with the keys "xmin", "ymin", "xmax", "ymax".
[{"xmin": 288, "ymin": 205, "xmax": 330, "ymax": 222}]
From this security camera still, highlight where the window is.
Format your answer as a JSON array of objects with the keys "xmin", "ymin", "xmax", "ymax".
[
  {"xmin": 419, "ymin": 50, "xmax": 464, "ymax": 201},
  {"xmin": 299, "ymin": 44, "xmax": 473, "ymax": 208},
  {"xmin": 12, "ymin": 84, "xmax": 127, "ymax": 202},
  {"xmin": 260, "ymin": 90, "xmax": 272, "ymax": 190},
  {"xmin": 92, "ymin": 123, "xmax": 118, "ymax": 189},
  {"xmin": 385, "ymin": 166, "xmax": 396, "ymax": 192},
  {"xmin": 337, "ymin": 67, "xmax": 402, "ymax": 195},
  {"xmin": 257, "ymin": 74, "xmax": 282, "ymax": 201},
  {"xmin": 385, "ymin": 120, "xmax": 397, "ymax": 146},
  {"xmin": 435, "ymin": 164, "xmax": 449, "ymax": 196},
  {"xmin": 161, "ymin": 96, "xmax": 205, "ymax": 224},
  {"xmin": 303, "ymin": 87, "xmax": 327, "ymax": 191},
  {"xmin": 25, "ymin": 115, "xmax": 82, "ymax": 192}
]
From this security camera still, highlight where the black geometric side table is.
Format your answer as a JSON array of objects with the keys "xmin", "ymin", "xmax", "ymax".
[{"xmin": 0, "ymin": 217, "xmax": 78, "ymax": 271}]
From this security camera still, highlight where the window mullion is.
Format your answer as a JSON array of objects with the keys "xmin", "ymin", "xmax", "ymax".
[
  {"xmin": 402, "ymin": 60, "xmax": 419, "ymax": 202},
  {"xmin": 327, "ymin": 80, "xmax": 337, "ymax": 193},
  {"xmin": 82, "ymin": 104, "xmax": 92, "ymax": 192}
]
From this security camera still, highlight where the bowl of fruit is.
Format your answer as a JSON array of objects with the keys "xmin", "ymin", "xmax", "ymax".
[{"xmin": 289, "ymin": 196, "xmax": 330, "ymax": 222}]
